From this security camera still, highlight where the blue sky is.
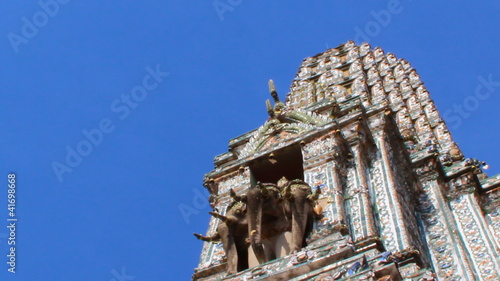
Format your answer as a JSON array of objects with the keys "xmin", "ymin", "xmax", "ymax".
[{"xmin": 1, "ymin": 1, "xmax": 500, "ymax": 280}]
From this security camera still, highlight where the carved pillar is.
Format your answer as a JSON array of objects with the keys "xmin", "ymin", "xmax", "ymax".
[
  {"xmin": 482, "ymin": 188, "xmax": 500, "ymax": 252},
  {"xmin": 302, "ymin": 133, "xmax": 348, "ymax": 238},
  {"xmin": 447, "ymin": 174, "xmax": 500, "ymax": 280},
  {"xmin": 375, "ymin": 130, "xmax": 412, "ymax": 251},
  {"xmin": 415, "ymin": 161, "xmax": 476, "ymax": 280},
  {"xmin": 350, "ymin": 142, "xmax": 378, "ymax": 242},
  {"xmin": 345, "ymin": 164, "xmax": 363, "ymax": 241},
  {"xmin": 330, "ymin": 162, "xmax": 346, "ymax": 226},
  {"xmin": 370, "ymin": 143, "xmax": 400, "ymax": 253},
  {"xmin": 341, "ymin": 121, "xmax": 378, "ymax": 244}
]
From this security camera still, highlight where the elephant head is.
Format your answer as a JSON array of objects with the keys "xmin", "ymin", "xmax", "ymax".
[
  {"xmin": 194, "ymin": 177, "xmax": 322, "ymax": 275},
  {"xmin": 246, "ymin": 177, "xmax": 321, "ymax": 265},
  {"xmin": 280, "ymin": 177, "xmax": 321, "ymax": 254},
  {"xmin": 246, "ymin": 181, "xmax": 285, "ymax": 264}
]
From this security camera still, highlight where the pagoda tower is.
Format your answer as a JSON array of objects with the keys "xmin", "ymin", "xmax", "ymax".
[{"xmin": 193, "ymin": 41, "xmax": 500, "ymax": 280}]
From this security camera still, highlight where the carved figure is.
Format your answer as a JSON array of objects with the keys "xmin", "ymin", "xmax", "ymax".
[
  {"xmin": 246, "ymin": 178, "xmax": 321, "ymax": 264},
  {"xmin": 363, "ymin": 52, "xmax": 375, "ymax": 69},
  {"xmin": 194, "ymin": 201, "xmax": 248, "ymax": 274},
  {"xmin": 386, "ymin": 52, "xmax": 397, "ymax": 66},
  {"xmin": 245, "ymin": 181, "xmax": 285, "ymax": 264},
  {"xmin": 194, "ymin": 176, "xmax": 321, "ymax": 274},
  {"xmin": 359, "ymin": 42, "xmax": 371, "ymax": 56},
  {"xmin": 280, "ymin": 178, "xmax": 321, "ymax": 254}
]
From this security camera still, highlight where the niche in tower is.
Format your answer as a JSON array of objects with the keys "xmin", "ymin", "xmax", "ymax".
[{"xmin": 249, "ymin": 144, "xmax": 304, "ymax": 186}]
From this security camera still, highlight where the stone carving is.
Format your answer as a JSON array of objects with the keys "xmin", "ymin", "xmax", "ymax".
[
  {"xmin": 196, "ymin": 177, "xmax": 321, "ymax": 275},
  {"xmin": 324, "ymin": 55, "xmax": 341, "ymax": 69},
  {"xmin": 302, "ymin": 135, "xmax": 338, "ymax": 160},
  {"xmin": 363, "ymin": 52, "xmax": 375, "ymax": 69},
  {"xmin": 327, "ymin": 69, "xmax": 344, "ymax": 84},
  {"xmin": 195, "ymin": 41, "xmax": 500, "ymax": 280},
  {"xmin": 373, "ymin": 47, "xmax": 385, "ymax": 61},
  {"xmin": 245, "ymin": 181, "xmax": 288, "ymax": 264},
  {"xmin": 194, "ymin": 201, "xmax": 249, "ymax": 274},
  {"xmin": 349, "ymin": 59, "xmax": 363, "ymax": 78},
  {"xmin": 388, "ymin": 89, "xmax": 404, "ymax": 108},
  {"xmin": 359, "ymin": 42, "xmax": 371, "ymax": 56},
  {"xmin": 217, "ymin": 171, "xmax": 250, "ymax": 194},
  {"xmin": 346, "ymin": 47, "xmax": 359, "ymax": 63},
  {"xmin": 409, "ymin": 70, "xmax": 422, "ymax": 87},
  {"xmin": 344, "ymin": 40, "xmax": 356, "ymax": 50},
  {"xmin": 367, "ymin": 67, "xmax": 381, "ymax": 85},
  {"xmin": 450, "ymin": 195, "xmax": 500, "ymax": 279},
  {"xmin": 378, "ymin": 59, "xmax": 390, "ymax": 76},
  {"xmin": 417, "ymin": 85, "xmax": 431, "ymax": 102},
  {"xmin": 330, "ymin": 85, "xmax": 347, "ymax": 100},
  {"xmin": 400, "ymin": 58, "xmax": 412, "ymax": 70},
  {"xmin": 416, "ymin": 115, "xmax": 432, "ymax": 134},
  {"xmin": 424, "ymin": 103, "xmax": 440, "ymax": 123},
  {"xmin": 399, "ymin": 78, "xmax": 413, "ymax": 95},
  {"xmin": 386, "ymin": 52, "xmax": 398, "ymax": 66},
  {"xmin": 352, "ymin": 77, "xmax": 367, "ymax": 94},
  {"xmin": 383, "ymin": 74, "xmax": 396, "ymax": 92},
  {"xmin": 371, "ymin": 159, "xmax": 399, "ymax": 253},
  {"xmin": 396, "ymin": 108, "xmax": 412, "ymax": 129},
  {"xmin": 394, "ymin": 64, "xmax": 405, "ymax": 82},
  {"xmin": 434, "ymin": 123, "xmax": 452, "ymax": 145},
  {"xmin": 247, "ymin": 178, "xmax": 321, "ymax": 264},
  {"xmin": 407, "ymin": 94, "xmax": 421, "ymax": 113},
  {"xmin": 238, "ymin": 80, "xmax": 329, "ymax": 158}
]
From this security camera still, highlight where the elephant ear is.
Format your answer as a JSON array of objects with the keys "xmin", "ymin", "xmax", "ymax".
[{"xmin": 229, "ymin": 188, "xmax": 247, "ymax": 203}]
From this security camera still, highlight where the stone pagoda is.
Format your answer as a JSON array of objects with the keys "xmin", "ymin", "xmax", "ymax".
[{"xmin": 192, "ymin": 40, "xmax": 500, "ymax": 280}]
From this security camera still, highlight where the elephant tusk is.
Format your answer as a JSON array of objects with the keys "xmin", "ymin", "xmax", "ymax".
[
  {"xmin": 308, "ymin": 186, "xmax": 322, "ymax": 201},
  {"xmin": 230, "ymin": 188, "xmax": 246, "ymax": 202},
  {"xmin": 209, "ymin": 211, "xmax": 228, "ymax": 222}
]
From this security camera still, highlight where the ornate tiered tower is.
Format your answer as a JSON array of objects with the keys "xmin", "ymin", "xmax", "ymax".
[{"xmin": 193, "ymin": 41, "xmax": 500, "ymax": 280}]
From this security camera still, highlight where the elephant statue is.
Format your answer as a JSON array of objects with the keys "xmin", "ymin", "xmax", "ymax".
[
  {"xmin": 194, "ymin": 177, "xmax": 322, "ymax": 274},
  {"xmin": 246, "ymin": 181, "xmax": 290, "ymax": 264},
  {"xmin": 280, "ymin": 177, "xmax": 321, "ymax": 254},
  {"xmin": 194, "ymin": 201, "xmax": 249, "ymax": 274},
  {"xmin": 246, "ymin": 177, "xmax": 321, "ymax": 265}
]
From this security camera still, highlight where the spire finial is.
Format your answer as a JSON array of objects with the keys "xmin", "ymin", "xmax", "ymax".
[
  {"xmin": 268, "ymin": 79, "xmax": 276, "ymax": 94},
  {"xmin": 266, "ymin": 99, "xmax": 274, "ymax": 117},
  {"xmin": 268, "ymin": 79, "xmax": 280, "ymax": 103}
]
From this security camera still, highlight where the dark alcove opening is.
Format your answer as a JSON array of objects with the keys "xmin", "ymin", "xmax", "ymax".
[{"xmin": 249, "ymin": 144, "xmax": 304, "ymax": 186}]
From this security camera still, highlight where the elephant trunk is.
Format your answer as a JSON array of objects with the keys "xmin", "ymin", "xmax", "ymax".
[
  {"xmin": 247, "ymin": 185, "xmax": 266, "ymax": 264},
  {"xmin": 218, "ymin": 223, "xmax": 238, "ymax": 274},
  {"xmin": 291, "ymin": 184, "xmax": 310, "ymax": 253}
]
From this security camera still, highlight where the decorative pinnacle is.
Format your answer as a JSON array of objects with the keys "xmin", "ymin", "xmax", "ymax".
[
  {"xmin": 268, "ymin": 79, "xmax": 276, "ymax": 94},
  {"xmin": 268, "ymin": 79, "xmax": 280, "ymax": 102},
  {"xmin": 266, "ymin": 99, "xmax": 274, "ymax": 117}
]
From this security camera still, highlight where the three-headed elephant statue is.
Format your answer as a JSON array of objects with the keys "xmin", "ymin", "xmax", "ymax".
[
  {"xmin": 246, "ymin": 177, "xmax": 321, "ymax": 265},
  {"xmin": 194, "ymin": 177, "xmax": 321, "ymax": 274}
]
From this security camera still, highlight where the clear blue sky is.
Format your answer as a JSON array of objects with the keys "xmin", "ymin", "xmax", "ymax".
[{"xmin": 1, "ymin": 1, "xmax": 499, "ymax": 280}]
